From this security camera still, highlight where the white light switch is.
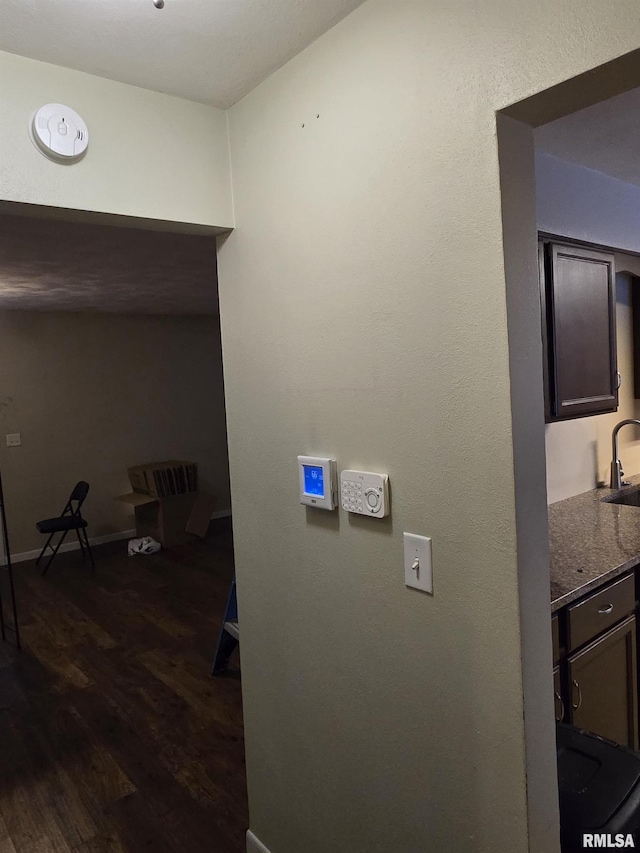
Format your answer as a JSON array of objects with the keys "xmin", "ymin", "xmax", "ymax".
[
  {"xmin": 404, "ymin": 532, "xmax": 433, "ymax": 594},
  {"xmin": 5, "ymin": 433, "xmax": 21, "ymax": 447}
]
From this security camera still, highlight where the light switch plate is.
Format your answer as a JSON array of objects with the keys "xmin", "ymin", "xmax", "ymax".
[
  {"xmin": 404, "ymin": 532, "xmax": 433, "ymax": 594},
  {"xmin": 5, "ymin": 433, "xmax": 21, "ymax": 447}
]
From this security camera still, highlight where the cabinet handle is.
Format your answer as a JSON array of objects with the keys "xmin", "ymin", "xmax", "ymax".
[
  {"xmin": 571, "ymin": 679, "xmax": 582, "ymax": 710},
  {"xmin": 598, "ymin": 604, "xmax": 614, "ymax": 615},
  {"xmin": 555, "ymin": 691, "xmax": 565, "ymax": 723},
  {"xmin": 616, "ymin": 371, "xmax": 622, "ymax": 389}
]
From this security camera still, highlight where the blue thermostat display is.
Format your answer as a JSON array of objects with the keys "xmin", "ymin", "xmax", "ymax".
[
  {"xmin": 303, "ymin": 465, "xmax": 325, "ymax": 497},
  {"xmin": 298, "ymin": 455, "xmax": 337, "ymax": 511}
]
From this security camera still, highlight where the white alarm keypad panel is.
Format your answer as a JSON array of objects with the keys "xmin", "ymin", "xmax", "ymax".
[{"xmin": 340, "ymin": 470, "xmax": 389, "ymax": 518}]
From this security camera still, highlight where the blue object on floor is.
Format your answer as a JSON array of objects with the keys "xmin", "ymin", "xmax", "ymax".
[{"xmin": 212, "ymin": 574, "xmax": 238, "ymax": 675}]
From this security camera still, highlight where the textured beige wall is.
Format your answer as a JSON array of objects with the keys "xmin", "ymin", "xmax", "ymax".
[
  {"xmin": 0, "ymin": 51, "xmax": 233, "ymax": 229},
  {"xmin": 498, "ymin": 113, "xmax": 559, "ymax": 853},
  {"xmin": 217, "ymin": 2, "xmax": 640, "ymax": 852},
  {"xmin": 0, "ymin": 311, "xmax": 230, "ymax": 554}
]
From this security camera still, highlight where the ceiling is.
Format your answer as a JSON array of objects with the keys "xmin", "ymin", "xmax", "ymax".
[
  {"xmin": 0, "ymin": 0, "xmax": 365, "ymax": 109},
  {"xmin": 0, "ymin": 0, "xmax": 364, "ymax": 315},
  {"xmin": 534, "ymin": 86, "xmax": 640, "ymax": 189},
  {"xmin": 2, "ymin": 1, "xmax": 638, "ymax": 313},
  {"xmin": 0, "ymin": 214, "xmax": 218, "ymax": 314}
]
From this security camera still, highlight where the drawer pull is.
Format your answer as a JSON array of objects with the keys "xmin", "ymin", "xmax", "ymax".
[
  {"xmin": 598, "ymin": 604, "xmax": 614, "ymax": 615},
  {"xmin": 571, "ymin": 679, "xmax": 582, "ymax": 710},
  {"xmin": 555, "ymin": 691, "xmax": 565, "ymax": 723}
]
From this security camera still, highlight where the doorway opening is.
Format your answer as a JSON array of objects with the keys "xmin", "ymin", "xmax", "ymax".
[
  {"xmin": 498, "ymin": 46, "xmax": 640, "ymax": 852},
  {"xmin": 0, "ymin": 202, "xmax": 248, "ymax": 852}
]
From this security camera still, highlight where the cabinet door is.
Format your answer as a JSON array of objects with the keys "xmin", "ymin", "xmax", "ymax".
[
  {"xmin": 552, "ymin": 614, "xmax": 560, "ymax": 666},
  {"xmin": 568, "ymin": 614, "xmax": 637, "ymax": 748},
  {"xmin": 542, "ymin": 242, "xmax": 617, "ymax": 421},
  {"xmin": 553, "ymin": 666, "xmax": 565, "ymax": 723}
]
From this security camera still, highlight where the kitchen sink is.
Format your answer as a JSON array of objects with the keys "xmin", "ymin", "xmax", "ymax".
[{"xmin": 603, "ymin": 487, "xmax": 640, "ymax": 507}]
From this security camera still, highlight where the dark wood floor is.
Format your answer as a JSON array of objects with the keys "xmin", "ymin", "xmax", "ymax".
[{"xmin": 0, "ymin": 519, "xmax": 248, "ymax": 853}]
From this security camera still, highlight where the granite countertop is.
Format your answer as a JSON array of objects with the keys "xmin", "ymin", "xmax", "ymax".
[{"xmin": 550, "ymin": 474, "xmax": 640, "ymax": 612}]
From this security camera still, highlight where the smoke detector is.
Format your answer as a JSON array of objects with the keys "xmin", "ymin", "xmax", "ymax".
[{"xmin": 29, "ymin": 104, "xmax": 89, "ymax": 164}]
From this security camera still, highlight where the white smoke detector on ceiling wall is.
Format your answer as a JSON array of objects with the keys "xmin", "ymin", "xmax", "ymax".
[{"xmin": 29, "ymin": 104, "xmax": 89, "ymax": 164}]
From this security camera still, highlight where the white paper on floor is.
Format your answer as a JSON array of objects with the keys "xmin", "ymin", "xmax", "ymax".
[{"xmin": 127, "ymin": 536, "xmax": 162, "ymax": 556}]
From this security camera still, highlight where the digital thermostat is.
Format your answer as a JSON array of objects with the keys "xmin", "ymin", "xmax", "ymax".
[
  {"xmin": 298, "ymin": 456, "xmax": 337, "ymax": 510},
  {"xmin": 340, "ymin": 470, "xmax": 390, "ymax": 518}
]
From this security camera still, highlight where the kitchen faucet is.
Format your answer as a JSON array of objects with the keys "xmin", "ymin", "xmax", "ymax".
[{"xmin": 610, "ymin": 419, "xmax": 640, "ymax": 489}]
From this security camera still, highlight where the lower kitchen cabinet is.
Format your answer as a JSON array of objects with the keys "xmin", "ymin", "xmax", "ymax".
[
  {"xmin": 552, "ymin": 572, "xmax": 639, "ymax": 748},
  {"xmin": 568, "ymin": 615, "xmax": 637, "ymax": 748}
]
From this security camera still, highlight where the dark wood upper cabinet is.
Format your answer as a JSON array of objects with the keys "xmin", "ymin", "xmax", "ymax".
[
  {"xmin": 540, "ymin": 241, "xmax": 618, "ymax": 421},
  {"xmin": 631, "ymin": 275, "xmax": 640, "ymax": 398}
]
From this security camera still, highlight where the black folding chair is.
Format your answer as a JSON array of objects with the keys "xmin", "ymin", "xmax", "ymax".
[{"xmin": 36, "ymin": 481, "xmax": 95, "ymax": 576}]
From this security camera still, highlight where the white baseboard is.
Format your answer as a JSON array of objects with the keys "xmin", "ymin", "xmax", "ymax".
[
  {"xmin": 0, "ymin": 509, "xmax": 232, "ymax": 566},
  {"xmin": 246, "ymin": 831, "xmax": 272, "ymax": 853},
  {"xmin": 0, "ymin": 528, "xmax": 137, "ymax": 566}
]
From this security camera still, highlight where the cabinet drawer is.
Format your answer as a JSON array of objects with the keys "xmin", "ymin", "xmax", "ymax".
[{"xmin": 567, "ymin": 573, "xmax": 635, "ymax": 652}]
